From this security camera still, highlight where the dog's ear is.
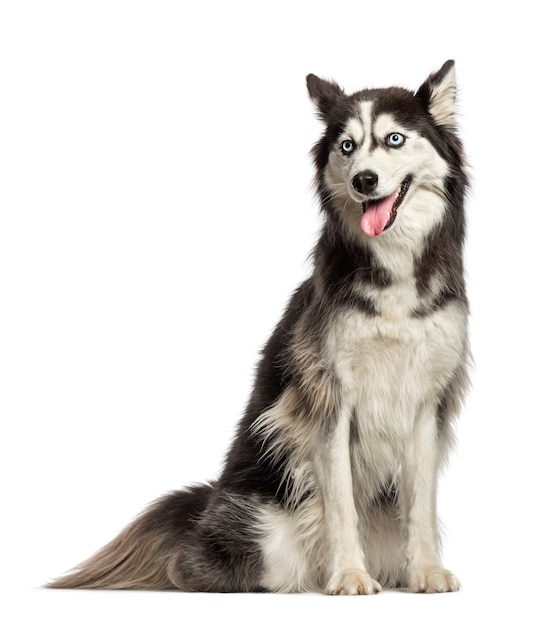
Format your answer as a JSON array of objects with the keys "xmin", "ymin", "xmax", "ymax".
[
  {"xmin": 306, "ymin": 74, "xmax": 345, "ymax": 120},
  {"xmin": 416, "ymin": 60, "xmax": 457, "ymax": 128}
]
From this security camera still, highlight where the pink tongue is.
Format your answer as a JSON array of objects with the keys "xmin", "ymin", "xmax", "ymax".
[{"xmin": 360, "ymin": 192, "xmax": 397, "ymax": 237}]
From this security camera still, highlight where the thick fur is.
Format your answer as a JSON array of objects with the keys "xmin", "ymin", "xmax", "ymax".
[{"xmin": 48, "ymin": 61, "xmax": 469, "ymax": 594}]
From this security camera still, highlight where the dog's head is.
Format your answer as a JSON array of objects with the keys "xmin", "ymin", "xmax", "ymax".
[{"xmin": 307, "ymin": 61, "xmax": 466, "ymax": 246}]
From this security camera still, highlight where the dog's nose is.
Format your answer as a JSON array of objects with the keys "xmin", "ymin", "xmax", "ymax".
[{"xmin": 352, "ymin": 170, "xmax": 379, "ymax": 195}]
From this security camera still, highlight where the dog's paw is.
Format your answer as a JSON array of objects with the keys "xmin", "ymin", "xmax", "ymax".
[
  {"xmin": 409, "ymin": 566, "xmax": 460, "ymax": 593},
  {"xmin": 326, "ymin": 568, "xmax": 382, "ymax": 595}
]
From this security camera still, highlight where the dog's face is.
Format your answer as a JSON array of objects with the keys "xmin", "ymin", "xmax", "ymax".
[{"xmin": 308, "ymin": 62, "xmax": 462, "ymax": 246}]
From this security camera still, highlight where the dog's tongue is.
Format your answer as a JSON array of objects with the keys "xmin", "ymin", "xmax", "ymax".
[{"xmin": 360, "ymin": 192, "xmax": 397, "ymax": 237}]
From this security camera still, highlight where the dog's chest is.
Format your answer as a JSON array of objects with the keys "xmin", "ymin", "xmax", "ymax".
[{"xmin": 326, "ymin": 281, "xmax": 466, "ymax": 463}]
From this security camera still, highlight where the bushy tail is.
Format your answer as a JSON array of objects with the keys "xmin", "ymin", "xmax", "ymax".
[{"xmin": 46, "ymin": 484, "xmax": 212, "ymax": 590}]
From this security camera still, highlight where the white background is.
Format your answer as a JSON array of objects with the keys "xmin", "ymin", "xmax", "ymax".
[{"xmin": 1, "ymin": 1, "xmax": 555, "ymax": 624}]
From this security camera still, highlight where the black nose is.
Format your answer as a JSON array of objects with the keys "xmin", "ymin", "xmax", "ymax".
[{"xmin": 352, "ymin": 170, "xmax": 378, "ymax": 195}]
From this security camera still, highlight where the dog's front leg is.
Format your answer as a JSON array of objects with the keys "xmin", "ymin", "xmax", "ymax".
[
  {"xmin": 316, "ymin": 406, "xmax": 381, "ymax": 595},
  {"xmin": 401, "ymin": 405, "xmax": 460, "ymax": 593}
]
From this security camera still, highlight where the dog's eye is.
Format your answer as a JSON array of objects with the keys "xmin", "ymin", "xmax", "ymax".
[
  {"xmin": 341, "ymin": 139, "xmax": 355, "ymax": 155},
  {"xmin": 385, "ymin": 133, "xmax": 405, "ymax": 148}
]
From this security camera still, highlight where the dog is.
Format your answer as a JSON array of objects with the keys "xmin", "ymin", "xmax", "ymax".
[{"xmin": 48, "ymin": 61, "xmax": 469, "ymax": 594}]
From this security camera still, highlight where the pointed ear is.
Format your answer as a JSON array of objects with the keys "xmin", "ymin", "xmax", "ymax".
[
  {"xmin": 416, "ymin": 60, "xmax": 457, "ymax": 128},
  {"xmin": 306, "ymin": 74, "xmax": 345, "ymax": 120}
]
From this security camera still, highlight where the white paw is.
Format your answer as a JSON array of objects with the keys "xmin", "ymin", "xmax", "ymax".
[
  {"xmin": 409, "ymin": 566, "xmax": 460, "ymax": 593},
  {"xmin": 326, "ymin": 568, "xmax": 382, "ymax": 595}
]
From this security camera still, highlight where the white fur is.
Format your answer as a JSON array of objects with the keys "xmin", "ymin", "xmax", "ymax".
[
  {"xmin": 327, "ymin": 302, "xmax": 467, "ymax": 482},
  {"xmin": 314, "ymin": 401, "xmax": 382, "ymax": 594},
  {"xmin": 427, "ymin": 64, "xmax": 457, "ymax": 127},
  {"xmin": 257, "ymin": 502, "xmax": 318, "ymax": 592},
  {"xmin": 344, "ymin": 100, "xmax": 373, "ymax": 150}
]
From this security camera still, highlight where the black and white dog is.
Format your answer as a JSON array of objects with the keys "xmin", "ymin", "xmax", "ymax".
[{"xmin": 49, "ymin": 61, "xmax": 469, "ymax": 594}]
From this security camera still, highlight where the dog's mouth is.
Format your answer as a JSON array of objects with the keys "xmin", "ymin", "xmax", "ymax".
[{"xmin": 360, "ymin": 176, "xmax": 412, "ymax": 237}]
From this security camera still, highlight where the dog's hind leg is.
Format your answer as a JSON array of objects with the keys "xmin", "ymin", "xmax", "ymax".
[{"xmin": 167, "ymin": 490, "xmax": 268, "ymax": 592}]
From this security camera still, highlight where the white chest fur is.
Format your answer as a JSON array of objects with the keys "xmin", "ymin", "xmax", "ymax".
[{"xmin": 326, "ymin": 295, "xmax": 467, "ymax": 490}]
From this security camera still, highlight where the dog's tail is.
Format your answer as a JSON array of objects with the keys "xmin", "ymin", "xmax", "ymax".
[{"xmin": 46, "ymin": 484, "xmax": 212, "ymax": 590}]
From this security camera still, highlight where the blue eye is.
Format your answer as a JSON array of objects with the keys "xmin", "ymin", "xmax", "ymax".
[
  {"xmin": 341, "ymin": 139, "xmax": 355, "ymax": 155},
  {"xmin": 386, "ymin": 133, "xmax": 405, "ymax": 148}
]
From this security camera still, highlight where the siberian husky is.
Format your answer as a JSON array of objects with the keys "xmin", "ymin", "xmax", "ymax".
[{"xmin": 48, "ymin": 61, "xmax": 469, "ymax": 594}]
